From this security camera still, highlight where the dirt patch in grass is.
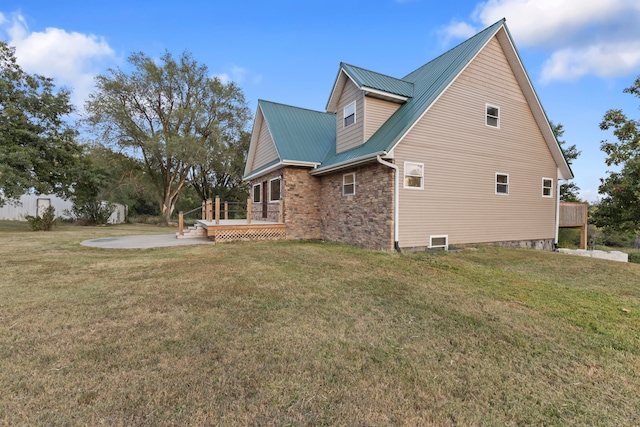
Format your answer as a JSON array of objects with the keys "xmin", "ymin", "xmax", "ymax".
[{"xmin": 1, "ymin": 222, "xmax": 640, "ymax": 425}]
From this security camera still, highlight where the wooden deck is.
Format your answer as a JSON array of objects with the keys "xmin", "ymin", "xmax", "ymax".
[
  {"xmin": 178, "ymin": 197, "xmax": 286, "ymax": 243},
  {"xmin": 559, "ymin": 202, "xmax": 588, "ymax": 249},
  {"xmin": 196, "ymin": 219, "xmax": 286, "ymax": 243}
]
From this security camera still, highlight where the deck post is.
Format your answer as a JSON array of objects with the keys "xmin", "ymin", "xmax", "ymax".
[
  {"xmin": 206, "ymin": 199, "xmax": 213, "ymax": 222},
  {"xmin": 215, "ymin": 196, "xmax": 220, "ymax": 225},
  {"xmin": 247, "ymin": 198, "xmax": 252, "ymax": 224},
  {"xmin": 580, "ymin": 225, "xmax": 587, "ymax": 250},
  {"xmin": 279, "ymin": 199, "xmax": 284, "ymax": 223},
  {"xmin": 178, "ymin": 212, "xmax": 184, "ymax": 236},
  {"xmin": 224, "ymin": 201, "xmax": 229, "ymax": 220},
  {"xmin": 201, "ymin": 200, "xmax": 206, "ymax": 220}
]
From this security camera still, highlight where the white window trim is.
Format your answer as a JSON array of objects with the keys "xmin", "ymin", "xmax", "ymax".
[
  {"xmin": 496, "ymin": 173, "xmax": 509, "ymax": 195},
  {"xmin": 486, "ymin": 104, "xmax": 500, "ymax": 129},
  {"xmin": 542, "ymin": 177, "xmax": 553, "ymax": 198},
  {"xmin": 343, "ymin": 101, "xmax": 356, "ymax": 128},
  {"xmin": 429, "ymin": 235, "xmax": 449, "ymax": 250},
  {"xmin": 269, "ymin": 177, "xmax": 281, "ymax": 203},
  {"xmin": 403, "ymin": 161, "xmax": 424, "ymax": 190},
  {"xmin": 342, "ymin": 172, "xmax": 355, "ymax": 196},
  {"xmin": 252, "ymin": 183, "xmax": 261, "ymax": 203}
]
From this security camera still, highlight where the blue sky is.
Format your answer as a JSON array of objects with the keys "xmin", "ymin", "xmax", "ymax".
[{"xmin": 2, "ymin": 0, "xmax": 640, "ymax": 202}]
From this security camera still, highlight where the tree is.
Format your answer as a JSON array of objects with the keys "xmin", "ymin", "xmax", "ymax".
[
  {"xmin": 85, "ymin": 50, "xmax": 250, "ymax": 222},
  {"xmin": 550, "ymin": 121, "xmax": 581, "ymax": 202},
  {"xmin": 190, "ymin": 130, "xmax": 251, "ymax": 203},
  {"xmin": 592, "ymin": 75, "xmax": 640, "ymax": 232},
  {"xmin": 78, "ymin": 143, "xmax": 159, "ymax": 216},
  {"xmin": 0, "ymin": 41, "xmax": 80, "ymax": 206}
]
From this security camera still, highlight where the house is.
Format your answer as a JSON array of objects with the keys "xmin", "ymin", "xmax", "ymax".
[{"xmin": 243, "ymin": 19, "xmax": 573, "ymax": 251}]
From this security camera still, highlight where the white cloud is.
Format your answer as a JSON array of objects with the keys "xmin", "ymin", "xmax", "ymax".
[
  {"xmin": 472, "ymin": 0, "xmax": 639, "ymax": 46},
  {"xmin": 215, "ymin": 72, "xmax": 231, "ymax": 84},
  {"xmin": 214, "ymin": 65, "xmax": 261, "ymax": 86},
  {"xmin": 541, "ymin": 41, "xmax": 640, "ymax": 83},
  {"xmin": 441, "ymin": 0, "xmax": 640, "ymax": 82},
  {"xmin": 0, "ymin": 11, "xmax": 117, "ymax": 109},
  {"xmin": 439, "ymin": 20, "xmax": 477, "ymax": 46}
]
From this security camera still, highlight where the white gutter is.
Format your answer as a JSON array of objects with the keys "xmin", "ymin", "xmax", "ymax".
[
  {"xmin": 243, "ymin": 160, "xmax": 321, "ymax": 181},
  {"xmin": 377, "ymin": 155, "xmax": 400, "ymax": 252},
  {"xmin": 310, "ymin": 151, "xmax": 386, "ymax": 176},
  {"xmin": 555, "ymin": 172, "xmax": 561, "ymax": 248},
  {"xmin": 362, "ymin": 87, "xmax": 409, "ymax": 102}
]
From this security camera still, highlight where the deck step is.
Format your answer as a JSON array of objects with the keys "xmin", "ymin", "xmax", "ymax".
[{"xmin": 176, "ymin": 223, "xmax": 208, "ymax": 239}]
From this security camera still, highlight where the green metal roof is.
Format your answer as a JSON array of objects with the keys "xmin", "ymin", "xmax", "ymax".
[
  {"xmin": 341, "ymin": 63, "xmax": 414, "ymax": 98},
  {"xmin": 258, "ymin": 99, "xmax": 335, "ymax": 164},
  {"xmin": 315, "ymin": 19, "xmax": 506, "ymax": 171},
  {"xmin": 247, "ymin": 19, "xmax": 543, "ymax": 178}
]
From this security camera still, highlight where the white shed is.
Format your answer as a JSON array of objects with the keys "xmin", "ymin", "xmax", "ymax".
[{"xmin": 0, "ymin": 194, "xmax": 127, "ymax": 224}]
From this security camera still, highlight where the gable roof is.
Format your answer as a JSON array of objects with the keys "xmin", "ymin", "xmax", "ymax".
[
  {"xmin": 244, "ymin": 100, "xmax": 335, "ymax": 179},
  {"xmin": 314, "ymin": 19, "xmax": 573, "ymax": 179},
  {"xmin": 326, "ymin": 64, "xmax": 414, "ymax": 111},
  {"xmin": 245, "ymin": 19, "xmax": 573, "ymax": 181},
  {"xmin": 315, "ymin": 19, "xmax": 508, "ymax": 173}
]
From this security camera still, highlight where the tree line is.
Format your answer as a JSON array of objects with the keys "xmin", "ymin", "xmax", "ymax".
[{"xmin": 1, "ymin": 41, "xmax": 250, "ymax": 223}]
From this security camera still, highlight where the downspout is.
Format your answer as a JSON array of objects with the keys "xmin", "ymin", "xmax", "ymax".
[
  {"xmin": 377, "ymin": 155, "xmax": 401, "ymax": 252},
  {"xmin": 554, "ymin": 172, "xmax": 561, "ymax": 251}
]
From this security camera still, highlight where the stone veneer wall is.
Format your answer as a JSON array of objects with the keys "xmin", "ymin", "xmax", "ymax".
[
  {"xmin": 249, "ymin": 167, "xmax": 322, "ymax": 239},
  {"xmin": 319, "ymin": 162, "xmax": 394, "ymax": 250},
  {"xmin": 283, "ymin": 167, "xmax": 322, "ymax": 240},
  {"xmin": 249, "ymin": 169, "xmax": 284, "ymax": 223}
]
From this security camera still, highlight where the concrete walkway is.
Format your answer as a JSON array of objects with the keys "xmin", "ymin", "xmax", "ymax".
[{"xmin": 81, "ymin": 234, "xmax": 213, "ymax": 249}]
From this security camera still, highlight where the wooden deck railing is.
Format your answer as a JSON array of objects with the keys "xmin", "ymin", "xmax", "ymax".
[
  {"xmin": 178, "ymin": 196, "xmax": 284, "ymax": 237},
  {"xmin": 559, "ymin": 202, "xmax": 588, "ymax": 227},
  {"xmin": 559, "ymin": 202, "xmax": 588, "ymax": 249}
]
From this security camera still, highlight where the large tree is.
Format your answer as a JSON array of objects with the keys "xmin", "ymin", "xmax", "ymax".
[
  {"xmin": 592, "ymin": 75, "xmax": 640, "ymax": 232},
  {"xmin": 550, "ymin": 121, "xmax": 581, "ymax": 202},
  {"xmin": 0, "ymin": 41, "xmax": 80, "ymax": 206},
  {"xmin": 85, "ymin": 50, "xmax": 250, "ymax": 222},
  {"xmin": 190, "ymin": 130, "xmax": 251, "ymax": 203}
]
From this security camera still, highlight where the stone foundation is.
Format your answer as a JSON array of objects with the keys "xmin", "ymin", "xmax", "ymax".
[{"xmin": 404, "ymin": 238, "xmax": 555, "ymax": 252}]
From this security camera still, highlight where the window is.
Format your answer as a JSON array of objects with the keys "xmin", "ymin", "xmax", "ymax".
[
  {"xmin": 430, "ymin": 235, "xmax": 448, "ymax": 250},
  {"xmin": 542, "ymin": 178, "xmax": 553, "ymax": 197},
  {"xmin": 252, "ymin": 183, "xmax": 261, "ymax": 203},
  {"xmin": 486, "ymin": 104, "xmax": 500, "ymax": 128},
  {"xmin": 344, "ymin": 101, "xmax": 356, "ymax": 127},
  {"xmin": 496, "ymin": 173, "xmax": 509, "ymax": 195},
  {"xmin": 269, "ymin": 177, "xmax": 281, "ymax": 202},
  {"xmin": 404, "ymin": 162, "xmax": 424, "ymax": 189},
  {"xmin": 343, "ymin": 173, "xmax": 355, "ymax": 196}
]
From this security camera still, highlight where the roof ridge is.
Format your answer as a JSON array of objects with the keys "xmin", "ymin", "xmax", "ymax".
[
  {"xmin": 259, "ymin": 99, "xmax": 335, "ymax": 116},
  {"xmin": 341, "ymin": 62, "xmax": 411, "ymax": 84},
  {"xmin": 403, "ymin": 18, "xmax": 505, "ymax": 80}
]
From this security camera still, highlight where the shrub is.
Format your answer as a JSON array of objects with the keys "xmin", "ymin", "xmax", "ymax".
[
  {"xmin": 628, "ymin": 252, "xmax": 640, "ymax": 264},
  {"xmin": 25, "ymin": 206, "xmax": 57, "ymax": 231},
  {"xmin": 67, "ymin": 200, "xmax": 115, "ymax": 225}
]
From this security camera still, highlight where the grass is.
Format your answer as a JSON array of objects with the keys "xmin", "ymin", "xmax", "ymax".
[{"xmin": 1, "ymin": 220, "xmax": 640, "ymax": 425}]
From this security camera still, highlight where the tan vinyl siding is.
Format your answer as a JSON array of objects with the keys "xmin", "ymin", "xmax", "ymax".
[
  {"xmin": 394, "ymin": 36, "xmax": 557, "ymax": 248},
  {"xmin": 364, "ymin": 96, "xmax": 401, "ymax": 141},
  {"xmin": 252, "ymin": 114, "xmax": 279, "ymax": 171},
  {"xmin": 336, "ymin": 79, "xmax": 364, "ymax": 154}
]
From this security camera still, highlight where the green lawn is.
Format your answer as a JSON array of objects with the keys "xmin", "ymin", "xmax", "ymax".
[{"xmin": 1, "ymin": 221, "xmax": 639, "ymax": 425}]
